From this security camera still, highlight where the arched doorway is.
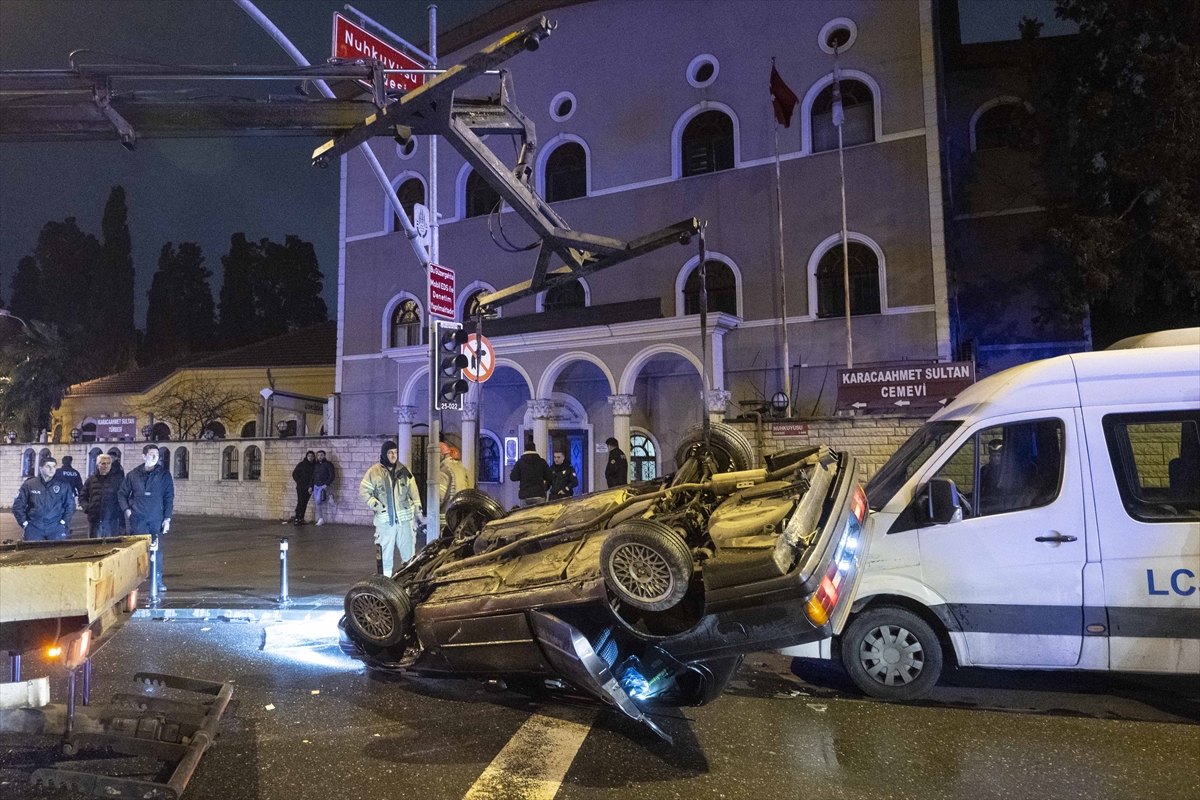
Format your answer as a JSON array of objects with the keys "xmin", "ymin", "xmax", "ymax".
[{"xmin": 623, "ymin": 349, "xmax": 705, "ymax": 474}]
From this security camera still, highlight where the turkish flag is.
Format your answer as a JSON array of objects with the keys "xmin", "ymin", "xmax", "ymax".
[{"xmin": 771, "ymin": 64, "xmax": 799, "ymax": 128}]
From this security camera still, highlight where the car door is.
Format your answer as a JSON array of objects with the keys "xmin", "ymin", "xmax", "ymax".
[
  {"xmin": 912, "ymin": 411, "xmax": 1087, "ymax": 667},
  {"xmin": 1087, "ymin": 407, "xmax": 1200, "ymax": 673}
]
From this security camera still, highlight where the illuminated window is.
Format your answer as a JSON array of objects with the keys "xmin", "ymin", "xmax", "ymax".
[{"xmin": 390, "ymin": 298, "xmax": 422, "ymax": 348}]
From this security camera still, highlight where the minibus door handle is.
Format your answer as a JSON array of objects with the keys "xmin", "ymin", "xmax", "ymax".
[{"xmin": 1035, "ymin": 533, "xmax": 1078, "ymax": 543}]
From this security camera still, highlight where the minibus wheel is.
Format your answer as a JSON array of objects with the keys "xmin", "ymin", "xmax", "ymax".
[{"xmin": 841, "ymin": 606, "xmax": 943, "ymax": 700}]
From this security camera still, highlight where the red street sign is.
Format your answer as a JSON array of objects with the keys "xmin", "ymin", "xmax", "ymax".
[
  {"xmin": 428, "ymin": 263, "xmax": 456, "ymax": 319},
  {"xmin": 332, "ymin": 13, "xmax": 426, "ymax": 92},
  {"xmin": 773, "ymin": 422, "xmax": 809, "ymax": 437},
  {"xmin": 836, "ymin": 361, "xmax": 975, "ymax": 412}
]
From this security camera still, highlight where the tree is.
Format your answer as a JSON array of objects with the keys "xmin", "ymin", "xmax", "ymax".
[
  {"xmin": 218, "ymin": 233, "xmax": 260, "ymax": 346},
  {"xmin": 94, "ymin": 186, "xmax": 137, "ymax": 370},
  {"xmin": 143, "ymin": 242, "xmax": 216, "ymax": 363},
  {"xmin": 33, "ymin": 217, "xmax": 102, "ymax": 331},
  {"xmin": 216, "ymin": 233, "xmax": 327, "ymax": 345},
  {"xmin": 135, "ymin": 373, "xmax": 257, "ymax": 440},
  {"xmin": 1026, "ymin": 0, "xmax": 1200, "ymax": 345},
  {"xmin": 0, "ymin": 320, "xmax": 75, "ymax": 440},
  {"xmin": 8, "ymin": 256, "xmax": 43, "ymax": 323}
]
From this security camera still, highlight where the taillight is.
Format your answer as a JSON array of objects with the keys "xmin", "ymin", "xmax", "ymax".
[
  {"xmin": 851, "ymin": 485, "xmax": 867, "ymax": 524},
  {"xmin": 806, "ymin": 574, "xmax": 840, "ymax": 626}
]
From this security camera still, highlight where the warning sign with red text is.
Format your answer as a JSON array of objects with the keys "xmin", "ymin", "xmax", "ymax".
[{"xmin": 836, "ymin": 362, "xmax": 975, "ymax": 412}]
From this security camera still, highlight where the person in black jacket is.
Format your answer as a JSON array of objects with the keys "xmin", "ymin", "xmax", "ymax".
[
  {"xmin": 13, "ymin": 455, "xmax": 75, "ymax": 541},
  {"xmin": 604, "ymin": 437, "xmax": 628, "ymax": 488},
  {"xmin": 288, "ymin": 451, "xmax": 317, "ymax": 525},
  {"xmin": 119, "ymin": 444, "xmax": 175, "ymax": 591},
  {"xmin": 509, "ymin": 435, "xmax": 552, "ymax": 507},
  {"xmin": 312, "ymin": 450, "xmax": 336, "ymax": 526},
  {"xmin": 55, "ymin": 455, "xmax": 84, "ymax": 500},
  {"xmin": 80, "ymin": 453, "xmax": 124, "ymax": 538},
  {"xmin": 549, "ymin": 451, "xmax": 579, "ymax": 499}
]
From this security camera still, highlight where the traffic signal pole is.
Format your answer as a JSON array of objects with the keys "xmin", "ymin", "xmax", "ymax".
[{"xmin": 426, "ymin": 4, "xmax": 441, "ymax": 546}]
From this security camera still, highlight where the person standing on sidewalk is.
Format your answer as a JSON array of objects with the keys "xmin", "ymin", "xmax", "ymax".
[
  {"xmin": 119, "ymin": 444, "xmax": 174, "ymax": 591},
  {"xmin": 549, "ymin": 451, "xmax": 579, "ymax": 499},
  {"xmin": 13, "ymin": 455, "xmax": 74, "ymax": 541},
  {"xmin": 359, "ymin": 441, "xmax": 424, "ymax": 576},
  {"xmin": 437, "ymin": 443, "xmax": 472, "ymax": 512},
  {"xmin": 509, "ymin": 434, "xmax": 552, "ymax": 507},
  {"xmin": 55, "ymin": 455, "xmax": 84, "ymax": 501},
  {"xmin": 79, "ymin": 453, "xmax": 124, "ymax": 538},
  {"xmin": 312, "ymin": 450, "xmax": 336, "ymax": 526},
  {"xmin": 605, "ymin": 437, "xmax": 629, "ymax": 488},
  {"xmin": 288, "ymin": 450, "xmax": 317, "ymax": 525}
]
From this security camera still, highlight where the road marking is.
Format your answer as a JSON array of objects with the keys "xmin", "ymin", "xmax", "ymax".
[{"xmin": 462, "ymin": 711, "xmax": 594, "ymax": 800}]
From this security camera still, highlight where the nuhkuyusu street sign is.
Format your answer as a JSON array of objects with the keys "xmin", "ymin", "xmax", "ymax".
[
  {"xmin": 836, "ymin": 361, "xmax": 975, "ymax": 412},
  {"xmin": 332, "ymin": 13, "xmax": 426, "ymax": 92}
]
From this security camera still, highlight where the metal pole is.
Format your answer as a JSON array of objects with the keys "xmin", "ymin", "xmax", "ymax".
[
  {"xmin": 83, "ymin": 658, "xmax": 91, "ymax": 706},
  {"xmin": 8, "ymin": 652, "xmax": 19, "ymax": 683},
  {"xmin": 698, "ymin": 224, "xmax": 711, "ymax": 453},
  {"xmin": 834, "ymin": 47, "xmax": 853, "ymax": 370},
  {"xmin": 425, "ymin": 4, "xmax": 441, "ymax": 548},
  {"xmin": 344, "ymin": 4, "xmax": 435, "ymax": 64},
  {"xmin": 278, "ymin": 538, "xmax": 291, "ymax": 606},
  {"xmin": 773, "ymin": 125, "xmax": 792, "ymax": 413},
  {"xmin": 65, "ymin": 667, "xmax": 76, "ymax": 740},
  {"xmin": 149, "ymin": 538, "xmax": 161, "ymax": 608}
]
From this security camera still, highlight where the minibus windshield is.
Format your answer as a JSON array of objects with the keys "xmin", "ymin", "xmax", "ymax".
[{"xmin": 865, "ymin": 420, "xmax": 962, "ymax": 510}]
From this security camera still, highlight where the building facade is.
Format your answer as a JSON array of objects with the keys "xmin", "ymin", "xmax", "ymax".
[{"xmin": 335, "ymin": 0, "xmax": 950, "ymax": 507}]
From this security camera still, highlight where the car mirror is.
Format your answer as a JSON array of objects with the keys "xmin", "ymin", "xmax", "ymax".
[{"xmin": 923, "ymin": 478, "xmax": 962, "ymax": 525}]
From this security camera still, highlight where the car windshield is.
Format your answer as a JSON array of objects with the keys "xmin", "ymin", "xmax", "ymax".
[{"xmin": 865, "ymin": 420, "xmax": 962, "ymax": 510}]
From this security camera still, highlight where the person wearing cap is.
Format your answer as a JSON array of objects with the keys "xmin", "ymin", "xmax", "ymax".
[
  {"xmin": 604, "ymin": 437, "xmax": 629, "ymax": 488},
  {"xmin": 359, "ymin": 440, "xmax": 424, "ymax": 576},
  {"xmin": 286, "ymin": 450, "xmax": 317, "ymax": 525},
  {"xmin": 437, "ymin": 442, "xmax": 473, "ymax": 513},
  {"xmin": 13, "ymin": 455, "xmax": 75, "ymax": 541}
]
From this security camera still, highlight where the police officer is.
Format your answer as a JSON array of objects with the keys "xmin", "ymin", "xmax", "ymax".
[
  {"xmin": 604, "ymin": 437, "xmax": 629, "ymax": 488},
  {"xmin": 119, "ymin": 444, "xmax": 175, "ymax": 591},
  {"xmin": 55, "ymin": 455, "xmax": 84, "ymax": 500},
  {"xmin": 549, "ymin": 451, "xmax": 579, "ymax": 499},
  {"xmin": 13, "ymin": 455, "xmax": 75, "ymax": 541}
]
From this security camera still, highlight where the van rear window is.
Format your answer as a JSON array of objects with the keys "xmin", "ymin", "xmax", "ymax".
[{"xmin": 1102, "ymin": 411, "xmax": 1200, "ymax": 523}]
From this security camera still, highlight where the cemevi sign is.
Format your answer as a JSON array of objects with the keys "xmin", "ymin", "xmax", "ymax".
[
  {"xmin": 332, "ymin": 13, "xmax": 425, "ymax": 92},
  {"xmin": 836, "ymin": 362, "xmax": 975, "ymax": 412}
]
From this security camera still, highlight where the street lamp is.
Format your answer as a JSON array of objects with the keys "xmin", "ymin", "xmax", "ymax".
[
  {"xmin": 771, "ymin": 392, "xmax": 790, "ymax": 416},
  {"xmin": 5, "ymin": 430, "xmax": 16, "ymax": 444},
  {"xmin": 0, "ymin": 309, "xmax": 28, "ymax": 329},
  {"xmin": 277, "ymin": 420, "xmax": 289, "ymax": 438},
  {"xmin": 70, "ymin": 428, "xmax": 81, "ymax": 443},
  {"xmin": 141, "ymin": 425, "xmax": 153, "ymax": 441}
]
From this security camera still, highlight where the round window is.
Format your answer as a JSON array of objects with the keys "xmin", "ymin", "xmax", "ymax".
[
  {"xmin": 687, "ymin": 54, "xmax": 720, "ymax": 88},
  {"xmin": 396, "ymin": 137, "xmax": 418, "ymax": 160},
  {"xmin": 549, "ymin": 91, "xmax": 577, "ymax": 122},
  {"xmin": 818, "ymin": 18, "xmax": 858, "ymax": 54}
]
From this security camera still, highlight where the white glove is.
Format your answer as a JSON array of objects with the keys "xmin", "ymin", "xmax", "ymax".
[{"xmin": 161, "ymin": 518, "xmax": 171, "ymax": 534}]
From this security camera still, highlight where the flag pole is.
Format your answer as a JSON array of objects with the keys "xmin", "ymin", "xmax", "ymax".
[
  {"xmin": 774, "ymin": 119, "xmax": 792, "ymax": 414},
  {"xmin": 834, "ymin": 46, "xmax": 853, "ymax": 370}
]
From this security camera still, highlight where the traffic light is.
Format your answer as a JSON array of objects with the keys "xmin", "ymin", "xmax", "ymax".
[{"xmin": 436, "ymin": 321, "xmax": 469, "ymax": 410}]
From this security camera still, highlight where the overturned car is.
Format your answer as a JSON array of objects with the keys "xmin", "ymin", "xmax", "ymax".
[{"xmin": 339, "ymin": 425, "xmax": 869, "ymax": 740}]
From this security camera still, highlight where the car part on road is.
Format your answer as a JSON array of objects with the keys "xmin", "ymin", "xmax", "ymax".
[
  {"xmin": 675, "ymin": 422, "xmax": 756, "ymax": 474},
  {"xmin": 600, "ymin": 520, "xmax": 693, "ymax": 611},
  {"xmin": 344, "ymin": 575, "xmax": 413, "ymax": 648},
  {"xmin": 841, "ymin": 606, "xmax": 944, "ymax": 700},
  {"xmin": 445, "ymin": 488, "xmax": 507, "ymax": 539}
]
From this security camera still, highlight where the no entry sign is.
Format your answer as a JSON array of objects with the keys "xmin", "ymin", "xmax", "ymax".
[
  {"xmin": 463, "ymin": 333, "xmax": 496, "ymax": 383},
  {"xmin": 428, "ymin": 263, "xmax": 456, "ymax": 319},
  {"xmin": 332, "ymin": 13, "xmax": 426, "ymax": 92},
  {"xmin": 836, "ymin": 361, "xmax": 975, "ymax": 412}
]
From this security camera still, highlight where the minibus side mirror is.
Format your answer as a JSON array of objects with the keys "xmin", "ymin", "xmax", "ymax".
[{"xmin": 922, "ymin": 478, "xmax": 963, "ymax": 525}]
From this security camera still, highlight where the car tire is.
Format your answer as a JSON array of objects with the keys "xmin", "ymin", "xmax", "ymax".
[
  {"xmin": 841, "ymin": 606, "xmax": 943, "ymax": 700},
  {"xmin": 674, "ymin": 422, "xmax": 755, "ymax": 474},
  {"xmin": 344, "ymin": 575, "xmax": 413, "ymax": 648},
  {"xmin": 444, "ymin": 488, "xmax": 506, "ymax": 537},
  {"xmin": 600, "ymin": 519, "xmax": 693, "ymax": 611}
]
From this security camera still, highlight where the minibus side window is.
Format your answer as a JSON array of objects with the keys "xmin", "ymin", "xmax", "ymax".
[
  {"xmin": 865, "ymin": 420, "xmax": 962, "ymax": 510},
  {"xmin": 1102, "ymin": 411, "xmax": 1200, "ymax": 522}
]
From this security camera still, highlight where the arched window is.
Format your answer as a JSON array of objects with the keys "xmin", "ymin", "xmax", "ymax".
[
  {"xmin": 630, "ymin": 432, "xmax": 657, "ymax": 481},
  {"xmin": 478, "ymin": 434, "xmax": 501, "ymax": 483},
  {"xmin": 280, "ymin": 419, "xmax": 298, "ymax": 438},
  {"xmin": 106, "ymin": 447, "xmax": 122, "ymax": 463},
  {"xmin": 816, "ymin": 241, "xmax": 881, "ymax": 318},
  {"xmin": 174, "ymin": 447, "xmax": 189, "ymax": 479},
  {"xmin": 244, "ymin": 445, "xmax": 262, "ymax": 480},
  {"xmin": 202, "ymin": 421, "xmax": 226, "ymax": 440},
  {"xmin": 465, "ymin": 170, "xmax": 501, "ymax": 218},
  {"xmin": 150, "ymin": 422, "xmax": 171, "ymax": 442},
  {"xmin": 53, "ymin": 424, "xmax": 62, "ymax": 443},
  {"xmin": 390, "ymin": 298, "xmax": 422, "ymax": 348},
  {"xmin": 464, "ymin": 289, "xmax": 487, "ymax": 320},
  {"xmin": 392, "ymin": 178, "xmax": 425, "ymax": 233},
  {"xmin": 542, "ymin": 279, "xmax": 587, "ymax": 313},
  {"xmin": 222, "ymin": 445, "xmax": 239, "ymax": 480},
  {"xmin": 81, "ymin": 421, "xmax": 97, "ymax": 443},
  {"xmin": 39, "ymin": 448, "xmax": 51, "ymax": 465},
  {"xmin": 22, "ymin": 448, "xmax": 35, "ymax": 477},
  {"xmin": 681, "ymin": 110, "xmax": 735, "ymax": 177},
  {"xmin": 240, "ymin": 420, "xmax": 257, "ymax": 438},
  {"xmin": 158, "ymin": 446, "xmax": 170, "ymax": 467},
  {"xmin": 88, "ymin": 447, "xmax": 102, "ymax": 476},
  {"xmin": 811, "ymin": 79, "xmax": 875, "ymax": 153},
  {"xmin": 544, "ymin": 142, "xmax": 587, "ymax": 202},
  {"xmin": 973, "ymin": 102, "xmax": 1033, "ymax": 151},
  {"xmin": 683, "ymin": 260, "xmax": 738, "ymax": 316}
]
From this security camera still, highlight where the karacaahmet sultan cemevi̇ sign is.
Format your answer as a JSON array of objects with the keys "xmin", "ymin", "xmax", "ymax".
[{"xmin": 836, "ymin": 362, "xmax": 975, "ymax": 412}]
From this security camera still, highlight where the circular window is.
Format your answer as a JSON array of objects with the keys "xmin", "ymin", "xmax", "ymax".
[
  {"xmin": 687, "ymin": 54, "xmax": 720, "ymax": 88},
  {"xmin": 396, "ymin": 137, "xmax": 418, "ymax": 160},
  {"xmin": 549, "ymin": 91, "xmax": 577, "ymax": 122},
  {"xmin": 819, "ymin": 18, "xmax": 858, "ymax": 54}
]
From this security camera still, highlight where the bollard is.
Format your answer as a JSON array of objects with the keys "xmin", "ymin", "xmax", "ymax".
[
  {"xmin": 278, "ymin": 538, "xmax": 292, "ymax": 606},
  {"xmin": 8, "ymin": 652, "xmax": 19, "ymax": 683},
  {"xmin": 65, "ymin": 667, "xmax": 76, "ymax": 739},
  {"xmin": 83, "ymin": 658, "xmax": 91, "ymax": 706},
  {"xmin": 149, "ymin": 538, "xmax": 161, "ymax": 607},
  {"xmin": 375, "ymin": 543, "xmax": 384, "ymax": 575}
]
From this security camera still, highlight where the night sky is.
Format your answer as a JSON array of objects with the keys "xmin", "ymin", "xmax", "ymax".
[{"xmin": 0, "ymin": 0, "xmax": 1073, "ymax": 328}]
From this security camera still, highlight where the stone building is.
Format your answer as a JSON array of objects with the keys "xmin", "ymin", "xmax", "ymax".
[{"xmin": 334, "ymin": 0, "xmax": 951, "ymax": 508}]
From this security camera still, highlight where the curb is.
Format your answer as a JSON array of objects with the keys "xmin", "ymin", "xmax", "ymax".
[{"xmin": 134, "ymin": 602, "xmax": 344, "ymax": 623}]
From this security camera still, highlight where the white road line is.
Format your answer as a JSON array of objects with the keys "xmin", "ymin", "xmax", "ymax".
[{"xmin": 462, "ymin": 711, "xmax": 595, "ymax": 800}]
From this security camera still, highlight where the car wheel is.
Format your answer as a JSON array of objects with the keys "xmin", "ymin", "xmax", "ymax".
[
  {"xmin": 674, "ymin": 422, "xmax": 755, "ymax": 474},
  {"xmin": 841, "ymin": 606, "xmax": 943, "ymax": 700},
  {"xmin": 600, "ymin": 519, "xmax": 693, "ymax": 611},
  {"xmin": 344, "ymin": 575, "xmax": 413, "ymax": 648},
  {"xmin": 445, "ymin": 488, "xmax": 506, "ymax": 537}
]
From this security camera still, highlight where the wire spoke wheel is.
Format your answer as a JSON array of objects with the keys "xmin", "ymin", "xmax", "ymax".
[
  {"xmin": 351, "ymin": 593, "xmax": 395, "ymax": 640},
  {"xmin": 609, "ymin": 542, "xmax": 675, "ymax": 603},
  {"xmin": 858, "ymin": 624, "xmax": 924, "ymax": 686}
]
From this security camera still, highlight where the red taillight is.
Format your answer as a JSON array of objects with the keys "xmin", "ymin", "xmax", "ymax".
[
  {"xmin": 851, "ymin": 486, "xmax": 867, "ymax": 524},
  {"xmin": 818, "ymin": 575, "xmax": 839, "ymax": 608}
]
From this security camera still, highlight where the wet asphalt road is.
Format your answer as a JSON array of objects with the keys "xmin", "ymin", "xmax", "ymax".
[{"xmin": 2, "ymin": 618, "xmax": 1198, "ymax": 800}]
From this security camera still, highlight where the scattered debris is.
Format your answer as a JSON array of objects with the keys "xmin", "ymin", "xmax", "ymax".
[
  {"xmin": 264, "ymin": 704, "xmax": 275, "ymax": 711},
  {"xmin": 201, "ymin": 627, "xmax": 211, "ymax": 632},
  {"xmin": 807, "ymin": 704, "xmax": 828, "ymax": 712},
  {"xmin": 311, "ymin": 690, "xmax": 320, "ymax": 695}
]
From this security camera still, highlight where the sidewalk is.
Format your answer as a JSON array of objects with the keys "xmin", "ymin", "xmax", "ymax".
[{"xmin": 0, "ymin": 513, "xmax": 383, "ymax": 617}]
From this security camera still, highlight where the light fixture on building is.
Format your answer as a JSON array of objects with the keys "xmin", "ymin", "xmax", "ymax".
[
  {"xmin": 277, "ymin": 420, "xmax": 289, "ymax": 438},
  {"xmin": 5, "ymin": 430, "xmax": 16, "ymax": 444},
  {"xmin": 771, "ymin": 392, "xmax": 790, "ymax": 416},
  {"xmin": 141, "ymin": 425, "xmax": 153, "ymax": 441},
  {"xmin": 70, "ymin": 428, "xmax": 81, "ymax": 443}
]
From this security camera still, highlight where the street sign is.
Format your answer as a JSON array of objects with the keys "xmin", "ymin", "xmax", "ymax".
[
  {"xmin": 773, "ymin": 422, "xmax": 809, "ymax": 437},
  {"xmin": 97, "ymin": 417, "xmax": 135, "ymax": 441},
  {"xmin": 428, "ymin": 263, "xmax": 455, "ymax": 319},
  {"xmin": 462, "ymin": 333, "xmax": 496, "ymax": 383},
  {"xmin": 412, "ymin": 203, "xmax": 431, "ymax": 251},
  {"xmin": 332, "ymin": 13, "xmax": 426, "ymax": 92},
  {"xmin": 836, "ymin": 361, "xmax": 975, "ymax": 412}
]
